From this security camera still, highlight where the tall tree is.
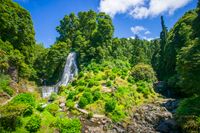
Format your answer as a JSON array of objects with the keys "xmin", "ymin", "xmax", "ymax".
[
  {"xmin": 158, "ymin": 16, "xmax": 168, "ymax": 80},
  {"xmin": 0, "ymin": 0, "xmax": 36, "ymax": 64}
]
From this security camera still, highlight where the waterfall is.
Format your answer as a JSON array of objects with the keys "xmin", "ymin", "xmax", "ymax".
[{"xmin": 42, "ymin": 52, "xmax": 78, "ymax": 98}]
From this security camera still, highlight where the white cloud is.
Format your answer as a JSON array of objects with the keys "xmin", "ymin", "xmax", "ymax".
[
  {"xmin": 142, "ymin": 36, "xmax": 156, "ymax": 41},
  {"xmin": 131, "ymin": 26, "xmax": 146, "ymax": 35},
  {"xmin": 144, "ymin": 31, "xmax": 151, "ymax": 35},
  {"xmin": 99, "ymin": 0, "xmax": 145, "ymax": 17},
  {"xmin": 99, "ymin": 0, "xmax": 192, "ymax": 19}
]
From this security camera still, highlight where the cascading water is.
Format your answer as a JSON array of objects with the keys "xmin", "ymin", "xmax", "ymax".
[{"xmin": 42, "ymin": 52, "xmax": 78, "ymax": 98}]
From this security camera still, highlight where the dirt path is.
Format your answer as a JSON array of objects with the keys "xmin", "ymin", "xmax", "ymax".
[
  {"xmin": 1, "ymin": 95, "xmax": 15, "ymax": 106},
  {"xmin": 74, "ymin": 103, "xmax": 106, "ymax": 118}
]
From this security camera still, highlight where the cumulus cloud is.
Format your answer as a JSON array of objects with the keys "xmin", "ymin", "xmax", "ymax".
[
  {"xmin": 99, "ymin": 0, "xmax": 145, "ymax": 17},
  {"xmin": 99, "ymin": 0, "xmax": 192, "ymax": 19},
  {"xmin": 144, "ymin": 31, "xmax": 151, "ymax": 35},
  {"xmin": 131, "ymin": 26, "xmax": 145, "ymax": 35},
  {"xmin": 131, "ymin": 25, "xmax": 151, "ymax": 35}
]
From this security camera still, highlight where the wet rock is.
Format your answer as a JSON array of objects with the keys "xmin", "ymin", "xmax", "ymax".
[{"xmin": 157, "ymin": 119, "xmax": 179, "ymax": 133}]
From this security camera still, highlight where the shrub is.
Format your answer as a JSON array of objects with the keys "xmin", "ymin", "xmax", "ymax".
[
  {"xmin": 87, "ymin": 112, "xmax": 93, "ymax": 119},
  {"xmin": 76, "ymin": 86, "xmax": 86, "ymax": 92},
  {"xmin": 36, "ymin": 103, "xmax": 45, "ymax": 112},
  {"xmin": 77, "ymin": 79, "xmax": 86, "ymax": 86},
  {"xmin": 78, "ymin": 97, "xmax": 88, "ymax": 108},
  {"xmin": 109, "ymin": 74, "xmax": 116, "ymax": 80},
  {"xmin": 49, "ymin": 92, "xmax": 57, "ymax": 101},
  {"xmin": 78, "ymin": 72, "xmax": 84, "ymax": 78},
  {"xmin": 136, "ymin": 81, "xmax": 150, "ymax": 97},
  {"xmin": 83, "ymin": 92, "xmax": 93, "ymax": 104},
  {"xmin": 127, "ymin": 76, "xmax": 135, "ymax": 84},
  {"xmin": 93, "ymin": 91, "xmax": 101, "ymax": 101},
  {"xmin": 56, "ymin": 118, "xmax": 81, "ymax": 133},
  {"xmin": 11, "ymin": 93, "xmax": 35, "ymax": 107},
  {"xmin": 23, "ymin": 105, "xmax": 33, "ymax": 116},
  {"xmin": 105, "ymin": 100, "xmax": 116, "ymax": 113},
  {"xmin": 0, "ymin": 74, "xmax": 13, "ymax": 96},
  {"xmin": 0, "ymin": 104, "xmax": 27, "ymax": 131},
  {"xmin": 176, "ymin": 96, "xmax": 200, "ymax": 116},
  {"xmin": 88, "ymin": 79, "xmax": 99, "ymax": 87},
  {"xmin": 106, "ymin": 80, "xmax": 112, "ymax": 87},
  {"xmin": 110, "ymin": 108, "xmax": 125, "ymax": 122},
  {"xmin": 58, "ymin": 86, "xmax": 67, "ymax": 94},
  {"xmin": 46, "ymin": 103, "xmax": 59, "ymax": 116},
  {"xmin": 66, "ymin": 100, "xmax": 75, "ymax": 110},
  {"xmin": 4, "ymin": 86, "xmax": 14, "ymax": 96},
  {"xmin": 131, "ymin": 63, "xmax": 157, "ymax": 82},
  {"xmin": 67, "ymin": 91, "xmax": 76, "ymax": 100},
  {"xmin": 25, "ymin": 115, "xmax": 41, "ymax": 132}
]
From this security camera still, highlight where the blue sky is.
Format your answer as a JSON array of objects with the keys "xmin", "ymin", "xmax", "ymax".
[{"xmin": 14, "ymin": 0, "xmax": 197, "ymax": 47}]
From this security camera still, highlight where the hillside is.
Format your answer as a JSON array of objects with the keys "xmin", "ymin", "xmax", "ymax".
[{"xmin": 0, "ymin": 0, "xmax": 200, "ymax": 133}]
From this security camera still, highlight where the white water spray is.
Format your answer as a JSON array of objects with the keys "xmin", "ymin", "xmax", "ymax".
[{"xmin": 42, "ymin": 52, "xmax": 78, "ymax": 98}]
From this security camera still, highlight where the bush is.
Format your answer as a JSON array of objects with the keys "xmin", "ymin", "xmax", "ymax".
[
  {"xmin": 76, "ymin": 86, "xmax": 86, "ymax": 92},
  {"xmin": 23, "ymin": 105, "xmax": 33, "ymax": 116},
  {"xmin": 46, "ymin": 103, "xmax": 59, "ymax": 116},
  {"xmin": 0, "ymin": 74, "xmax": 13, "ymax": 96},
  {"xmin": 67, "ymin": 91, "xmax": 76, "ymax": 100},
  {"xmin": 77, "ymin": 79, "xmax": 86, "ymax": 86},
  {"xmin": 176, "ymin": 96, "xmax": 200, "ymax": 132},
  {"xmin": 0, "ymin": 104, "xmax": 27, "ymax": 131},
  {"xmin": 93, "ymin": 91, "xmax": 101, "ymax": 101},
  {"xmin": 58, "ymin": 86, "xmax": 66, "ymax": 94},
  {"xmin": 66, "ymin": 100, "xmax": 75, "ymax": 110},
  {"xmin": 87, "ymin": 112, "xmax": 93, "ymax": 119},
  {"xmin": 106, "ymin": 80, "xmax": 112, "ymax": 87},
  {"xmin": 11, "ymin": 93, "xmax": 35, "ymax": 107},
  {"xmin": 127, "ymin": 76, "xmax": 135, "ymax": 84},
  {"xmin": 78, "ymin": 97, "xmax": 88, "ymax": 108},
  {"xmin": 36, "ymin": 103, "xmax": 45, "ymax": 112},
  {"xmin": 176, "ymin": 96, "xmax": 200, "ymax": 116},
  {"xmin": 110, "ymin": 108, "xmax": 125, "ymax": 122},
  {"xmin": 136, "ymin": 81, "xmax": 150, "ymax": 97},
  {"xmin": 131, "ymin": 63, "xmax": 157, "ymax": 82},
  {"xmin": 49, "ymin": 92, "xmax": 57, "ymax": 101},
  {"xmin": 83, "ymin": 92, "xmax": 93, "ymax": 104},
  {"xmin": 88, "ymin": 79, "xmax": 99, "ymax": 87},
  {"xmin": 78, "ymin": 72, "xmax": 84, "ymax": 78},
  {"xmin": 56, "ymin": 118, "xmax": 81, "ymax": 133},
  {"xmin": 105, "ymin": 100, "xmax": 116, "ymax": 112},
  {"xmin": 25, "ymin": 115, "xmax": 41, "ymax": 132}
]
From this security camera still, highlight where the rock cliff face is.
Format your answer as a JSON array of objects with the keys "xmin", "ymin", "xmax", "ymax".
[
  {"xmin": 80, "ymin": 99, "xmax": 180, "ymax": 133},
  {"xmin": 8, "ymin": 66, "xmax": 18, "ymax": 82}
]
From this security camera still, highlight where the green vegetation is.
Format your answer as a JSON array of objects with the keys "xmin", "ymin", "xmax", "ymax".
[
  {"xmin": 0, "ymin": 0, "xmax": 199, "ymax": 132},
  {"xmin": 56, "ymin": 118, "xmax": 82, "ymax": 133},
  {"xmin": 152, "ymin": 3, "xmax": 200, "ymax": 130},
  {"xmin": 25, "ymin": 115, "xmax": 41, "ymax": 132},
  {"xmin": 131, "ymin": 63, "xmax": 157, "ymax": 83},
  {"xmin": 0, "ymin": 74, "xmax": 13, "ymax": 96},
  {"xmin": 176, "ymin": 96, "xmax": 200, "ymax": 131}
]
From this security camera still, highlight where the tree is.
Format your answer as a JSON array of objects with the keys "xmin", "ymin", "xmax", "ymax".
[
  {"xmin": 131, "ymin": 63, "xmax": 157, "ymax": 83},
  {"xmin": 0, "ymin": 0, "xmax": 36, "ymax": 64},
  {"xmin": 177, "ymin": 41, "xmax": 200, "ymax": 95},
  {"xmin": 56, "ymin": 13, "xmax": 79, "ymax": 46},
  {"xmin": 158, "ymin": 16, "xmax": 168, "ymax": 80}
]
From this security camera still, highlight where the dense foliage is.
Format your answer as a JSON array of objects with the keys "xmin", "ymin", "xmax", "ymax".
[
  {"xmin": 153, "ymin": 2, "xmax": 200, "ymax": 130},
  {"xmin": 0, "ymin": 0, "xmax": 200, "ymax": 132}
]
